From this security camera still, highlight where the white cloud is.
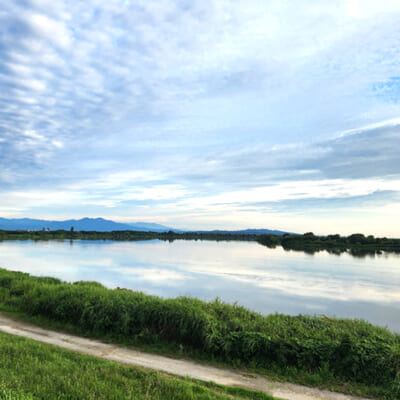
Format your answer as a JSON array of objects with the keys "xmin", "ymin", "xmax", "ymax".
[
  {"xmin": 1, "ymin": 0, "xmax": 400, "ymax": 234},
  {"xmin": 24, "ymin": 130, "xmax": 45, "ymax": 141},
  {"xmin": 24, "ymin": 12, "xmax": 72, "ymax": 50},
  {"xmin": 179, "ymin": 179, "xmax": 400, "ymax": 208}
]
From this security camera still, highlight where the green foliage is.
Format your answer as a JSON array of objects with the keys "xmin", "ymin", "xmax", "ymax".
[
  {"xmin": 256, "ymin": 234, "xmax": 280, "ymax": 247},
  {"xmin": 0, "ymin": 268, "xmax": 399, "ymax": 398},
  {"xmin": 0, "ymin": 383, "xmax": 34, "ymax": 400},
  {"xmin": 0, "ymin": 331, "xmax": 274, "ymax": 400},
  {"xmin": 1, "ymin": 228, "xmax": 399, "ymax": 255},
  {"xmin": 258, "ymin": 232, "xmax": 400, "ymax": 254},
  {"xmin": 0, "ymin": 229, "xmax": 257, "ymax": 243}
]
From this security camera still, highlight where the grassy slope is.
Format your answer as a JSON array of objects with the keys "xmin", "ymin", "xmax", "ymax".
[
  {"xmin": 0, "ymin": 268, "xmax": 399, "ymax": 399},
  {"xmin": 0, "ymin": 331, "xmax": 276, "ymax": 400}
]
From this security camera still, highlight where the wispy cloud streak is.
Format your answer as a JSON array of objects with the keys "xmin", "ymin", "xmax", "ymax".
[{"xmin": 1, "ymin": 0, "xmax": 400, "ymax": 235}]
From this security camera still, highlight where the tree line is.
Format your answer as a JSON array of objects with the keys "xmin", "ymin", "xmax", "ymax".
[{"xmin": 0, "ymin": 229, "xmax": 399, "ymax": 254}]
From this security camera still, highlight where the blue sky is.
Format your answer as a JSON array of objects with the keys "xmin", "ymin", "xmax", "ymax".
[{"xmin": 1, "ymin": 0, "xmax": 400, "ymax": 236}]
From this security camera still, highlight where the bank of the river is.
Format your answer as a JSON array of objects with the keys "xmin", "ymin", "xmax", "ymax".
[
  {"xmin": 0, "ymin": 268, "xmax": 398, "ymax": 399},
  {"xmin": 0, "ymin": 327, "xmax": 276, "ymax": 400},
  {"xmin": 0, "ymin": 313, "xmax": 371, "ymax": 400},
  {"xmin": 1, "ymin": 229, "xmax": 399, "ymax": 254}
]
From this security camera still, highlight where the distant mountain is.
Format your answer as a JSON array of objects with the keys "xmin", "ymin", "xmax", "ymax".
[
  {"xmin": 126, "ymin": 222, "xmax": 179, "ymax": 232},
  {"xmin": 195, "ymin": 228, "xmax": 290, "ymax": 236},
  {"xmin": 0, "ymin": 217, "xmax": 289, "ymax": 235},
  {"xmin": 0, "ymin": 217, "xmax": 174, "ymax": 232}
]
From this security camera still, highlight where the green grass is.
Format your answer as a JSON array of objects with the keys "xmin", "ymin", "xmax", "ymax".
[
  {"xmin": 0, "ymin": 268, "xmax": 399, "ymax": 399},
  {"xmin": 0, "ymin": 330, "xmax": 277, "ymax": 400}
]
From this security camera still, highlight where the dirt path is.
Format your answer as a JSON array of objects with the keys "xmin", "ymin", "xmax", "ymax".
[{"xmin": 0, "ymin": 313, "xmax": 371, "ymax": 400}]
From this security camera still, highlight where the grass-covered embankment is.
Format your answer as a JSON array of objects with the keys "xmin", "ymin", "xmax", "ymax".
[
  {"xmin": 0, "ymin": 268, "xmax": 399, "ymax": 399},
  {"xmin": 0, "ymin": 330, "xmax": 274, "ymax": 400}
]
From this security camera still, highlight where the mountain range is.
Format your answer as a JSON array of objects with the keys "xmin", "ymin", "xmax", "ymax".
[
  {"xmin": 0, "ymin": 217, "xmax": 289, "ymax": 235},
  {"xmin": 0, "ymin": 217, "xmax": 173, "ymax": 232}
]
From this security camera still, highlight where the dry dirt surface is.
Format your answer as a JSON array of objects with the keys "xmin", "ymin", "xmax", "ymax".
[{"xmin": 0, "ymin": 313, "xmax": 372, "ymax": 400}]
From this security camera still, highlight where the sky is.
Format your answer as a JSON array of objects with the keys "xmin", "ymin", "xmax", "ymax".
[{"xmin": 1, "ymin": 0, "xmax": 400, "ymax": 236}]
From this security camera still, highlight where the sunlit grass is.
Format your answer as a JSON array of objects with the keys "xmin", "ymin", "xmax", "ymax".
[
  {"xmin": 0, "ymin": 331, "xmax": 275, "ymax": 400},
  {"xmin": 0, "ymin": 267, "xmax": 399, "ymax": 399}
]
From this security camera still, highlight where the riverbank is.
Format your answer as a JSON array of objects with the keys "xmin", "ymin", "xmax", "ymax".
[
  {"xmin": 0, "ymin": 268, "xmax": 398, "ymax": 399},
  {"xmin": 0, "ymin": 313, "xmax": 371, "ymax": 400},
  {"xmin": 0, "ymin": 229, "xmax": 399, "ymax": 254},
  {"xmin": 0, "ymin": 326, "xmax": 276, "ymax": 400}
]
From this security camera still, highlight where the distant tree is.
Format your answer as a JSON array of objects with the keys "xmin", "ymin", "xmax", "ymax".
[
  {"xmin": 327, "ymin": 234, "xmax": 341, "ymax": 240},
  {"xmin": 257, "ymin": 234, "xmax": 280, "ymax": 247},
  {"xmin": 348, "ymin": 233, "xmax": 366, "ymax": 244},
  {"xmin": 303, "ymin": 232, "xmax": 316, "ymax": 240}
]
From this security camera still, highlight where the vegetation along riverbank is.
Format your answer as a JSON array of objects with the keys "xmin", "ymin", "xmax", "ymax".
[
  {"xmin": 0, "ymin": 229, "xmax": 399, "ymax": 255},
  {"xmin": 0, "ymin": 268, "xmax": 399, "ymax": 399},
  {"xmin": 0, "ymin": 329, "xmax": 276, "ymax": 400}
]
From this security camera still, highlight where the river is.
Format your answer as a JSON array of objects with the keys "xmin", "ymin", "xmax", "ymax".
[{"xmin": 1, "ymin": 239, "xmax": 399, "ymax": 331}]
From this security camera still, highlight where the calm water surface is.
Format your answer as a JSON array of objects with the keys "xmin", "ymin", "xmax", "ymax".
[{"xmin": 1, "ymin": 239, "xmax": 399, "ymax": 332}]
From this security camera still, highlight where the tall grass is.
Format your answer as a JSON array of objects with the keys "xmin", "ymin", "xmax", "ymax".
[{"xmin": 1, "ymin": 268, "xmax": 399, "ymax": 398}]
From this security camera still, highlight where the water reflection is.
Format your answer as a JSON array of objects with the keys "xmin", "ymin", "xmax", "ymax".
[{"xmin": 0, "ymin": 239, "xmax": 399, "ymax": 331}]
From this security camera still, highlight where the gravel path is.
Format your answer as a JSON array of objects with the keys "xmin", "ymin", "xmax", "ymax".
[{"xmin": 0, "ymin": 313, "xmax": 372, "ymax": 400}]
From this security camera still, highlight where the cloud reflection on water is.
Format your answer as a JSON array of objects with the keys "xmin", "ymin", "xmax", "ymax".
[{"xmin": 0, "ymin": 239, "xmax": 399, "ymax": 331}]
